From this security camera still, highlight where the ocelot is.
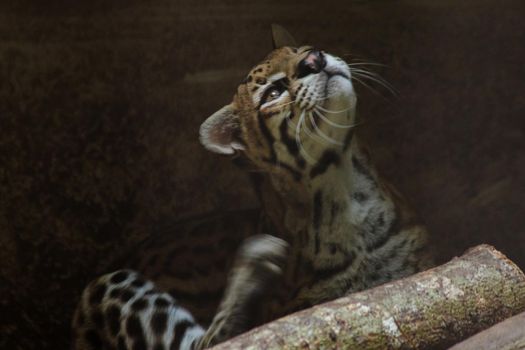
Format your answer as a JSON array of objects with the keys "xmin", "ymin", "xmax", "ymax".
[{"xmin": 72, "ymin": 25, "xmax": 433, "ymax": 350}]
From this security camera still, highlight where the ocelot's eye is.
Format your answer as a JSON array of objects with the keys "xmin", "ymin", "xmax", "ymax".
[
  {"xmin": 268, "ymin": 88, "xmax": 281, "ymax": 101},
  {"xmin": 260, "ymin": 78, "xmax": 288, "ymax": 106},
  {"xmin": 261, "ymin": 86, "xmax": 284, "ymax": 105}
]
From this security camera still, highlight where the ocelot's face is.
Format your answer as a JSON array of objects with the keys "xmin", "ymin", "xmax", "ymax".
[{"xmin": 200, "ymin": 46, "xmax": 356, "ymax": 182}]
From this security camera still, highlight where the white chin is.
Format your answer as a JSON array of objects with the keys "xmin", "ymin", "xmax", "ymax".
[{"xmin": 325, "ymin": 75, "xmax": 356, "ymax": 109}]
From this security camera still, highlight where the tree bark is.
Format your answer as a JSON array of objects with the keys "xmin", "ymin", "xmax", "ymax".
[
  {"xmin": 210, "ymin": 244, "xmax": 525, "ymax": 350},
  {"xmin": 448, "ymin": 310, "xmax": 525, "ymax": 350}
]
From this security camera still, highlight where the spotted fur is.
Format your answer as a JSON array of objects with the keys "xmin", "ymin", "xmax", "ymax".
[{"xmin": 72, "ymin": 26, "xmax": 433, "ymax": 349}]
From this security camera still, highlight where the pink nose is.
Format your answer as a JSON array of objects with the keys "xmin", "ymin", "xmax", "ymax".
[{"xmin": 297, "ymin": 50, "xmax": 326, "ymax": 78}]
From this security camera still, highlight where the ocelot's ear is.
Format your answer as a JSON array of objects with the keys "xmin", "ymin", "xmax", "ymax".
[
  {"xmin": 199, "ymin": 104, "xmax": 245, "ymax": 155},
  {"xmin": 271, "ymin": 24, "xmax": 297, "ymax": 49}
]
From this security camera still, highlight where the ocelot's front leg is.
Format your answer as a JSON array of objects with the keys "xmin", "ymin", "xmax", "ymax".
[
  {"xmin": 71, "ymin": 234, "xmax": 288, "ymax": 350},
  {"xmin": 196, "ymin": 234, "xmax": 288, "ymax": 348}
]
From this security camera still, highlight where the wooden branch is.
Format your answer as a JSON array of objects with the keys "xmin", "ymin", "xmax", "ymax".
[
  {"xmin": 448, "ymin": 310, "xmax": 525, "ymax": 350},
  {"xmin": 211, "ymin": 245, "xmax": 525, "ymax": 350}
]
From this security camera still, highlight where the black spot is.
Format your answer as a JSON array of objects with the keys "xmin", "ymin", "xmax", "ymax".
[
  {"xmin": 247, "ymin": 75, "xmax": 253, "ymax": 83},
  {"xmin": 255, "ymin": 77, "xmax": 266, "ymax": 85},
  {"xmin": 377, "ymin": 212, "xmax": 386, "ymax": 227},
  {"xmin": 313, "ymin": 191, "xmax": 323, "ymax": 254},
  {"xmin": 151, "ymin": 312, "xmax": 168, "ymax": 335},
  {"xmin": 89, "ymin": 283, "xmax": 107, "ymax": 305},
  {"xmin": 155, "ymin": 297, "xmax": 170, "ymax": 308},
  {"xmin": 170, "ymin": 320, "xmax": 194, "ymax": 350},
  {"xmin": 111, "ymin": 271, "xmax": 129, "ymax": 284},
  {"xmin": 120, "ymin": 289, "xmax": 135, "ymax": 303},
  {"xmin": 131, "ymin": 278, "xmax": 146, "ymax": 288},
  {"xmin": 313, "ymin": 251, "xmax": 356, "ymax": 281},
  {"xmin": 366, "ymin": 213, "xmax": 401, "ymax": 252},
  {"xmin": 329, "ymin": 202, "xmax": 341, "ymax": 227},
  {"xmin": 109, "ymin": 288, "xmax": 123, "ymax": 299},
  {"xmin": 310, "ymin": 150, "xmax": 341, "ymax": 178},
  {"xmin": 91, "ymin": 310, "xmax": 105, "ymax": 328},
  {"xmin": 84, "ymin": 329, "xmax": 103, "ymax": 349},
  {"xmin": 329, "ymin": 244, "xmax": 338, "ymax": 255},
  {"xmin": 106, "ymin": 304, "xmax": 121, "ymax": 336},
  {"xmin": 352, "ymin": 192, "xmax": 369, "ymax": 202},
  {"xmin": 131, "ymin": 298, "xmax": 148, "ymax": 312},
  {"xmin": 126, "ymin": 315, "xmax": 145, "ymax": 341},
  {"xmin": 251, "ymin": 86, "xmax": 258, "ymax": 92},
  {"xmin": 117, "ymin": 336, "xmax": 127, "ymax": 350}
]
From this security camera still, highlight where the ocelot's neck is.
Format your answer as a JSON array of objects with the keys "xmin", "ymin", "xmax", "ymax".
[{"xmin": 257, "ymin": 133, "xmax": 399, "ymax": 270}]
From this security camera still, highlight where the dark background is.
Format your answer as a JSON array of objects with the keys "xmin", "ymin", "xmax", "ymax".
[{"xmin": 1, "ymin": 0, "xmax": 524, "ymax": 348}]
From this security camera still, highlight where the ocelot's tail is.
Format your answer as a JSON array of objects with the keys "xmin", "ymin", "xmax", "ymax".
[
  {"xmin": 72, "ymin": 270, "xmax": 205, "ymax": 350},
  {"xmin": 71, "ymin": 234, "xmax": 288, "ymax": 350}
]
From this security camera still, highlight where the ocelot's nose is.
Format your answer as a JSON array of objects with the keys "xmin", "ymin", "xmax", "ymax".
[{"xmin": 297, "ymin": 50, "xmax": 326, "ymax": 78}]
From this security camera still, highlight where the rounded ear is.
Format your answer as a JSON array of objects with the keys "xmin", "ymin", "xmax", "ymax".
[
  {"xmin": 199, "ymin": 104, "xmax": 245, "ymax": 155},
  {"xmin": 271, "ymin": 24, "xmax": 298, "ymax": 49}
]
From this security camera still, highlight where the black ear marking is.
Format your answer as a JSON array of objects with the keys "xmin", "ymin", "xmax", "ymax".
[{"xmin": 271, "ymin": 24, "xmax": 298, "ymax": 49}]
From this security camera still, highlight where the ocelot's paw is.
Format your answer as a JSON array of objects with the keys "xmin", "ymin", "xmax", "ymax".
[{"xmin": 238, "ymin": 234, "xmax": 289, "ymax": 278}]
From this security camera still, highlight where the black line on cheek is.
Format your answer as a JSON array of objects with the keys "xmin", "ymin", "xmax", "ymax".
[
  {"xmin": 310, "ymin": 149, "xmax": 341, "ymax": 178},
  {"xmin": 278, "ymin": 112, "xmax": 305, "ymax": 169},
  {"xmin": 313, "ymin": 190, "xmax": 323, "ymax": 254},
  {"xmin": 258, "ymin": 112, "xmax": 277, "ymax": 163},
  {"xmin": 279, "ymin": 114, "xmax": 299, "ymax": 156}
]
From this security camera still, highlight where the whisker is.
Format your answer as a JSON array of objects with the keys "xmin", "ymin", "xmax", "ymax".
[
  {"xmin": 271, "ymin": 99, "xmax": 297, "ymax": 109},
  {"xmin": 351, "ymin": 75, "xmax": 383, "ymax": 96},
  {"xmin": 313, "ymin": 108, "xmax": 356, "ymax": 129},
  {"xmin": 352, "ymin": 73, "xmax": 397, "ymax": 96},
  {"xmin": 347, "ymin": 62, "xmax": 386, "ymax": 67},
  {"xmin": 350, "ymin": 68, "xmax": 398, "ymax": 95},
  {"xmin": 308, "ymin": 112, "xmax": 344, "ymax": 146},
  {"xmin": 286, "ymin": 110, "xmax": 298, "ymax": 129},
  {"xmin": 295, "ymin": 110, "xmax": 316, "ymax": 164},
  {"xmin": 315, "ymin": 105, "xmax": 352, "ymax": 114},
  {"xmin": 302, "ymin": 112, "xmax": 326, "ymax": 146}
]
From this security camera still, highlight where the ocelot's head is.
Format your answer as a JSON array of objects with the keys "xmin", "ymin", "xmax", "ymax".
[{"xmin": 200, "ymin": 25, "xmax": 357, "ymax": 183}]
